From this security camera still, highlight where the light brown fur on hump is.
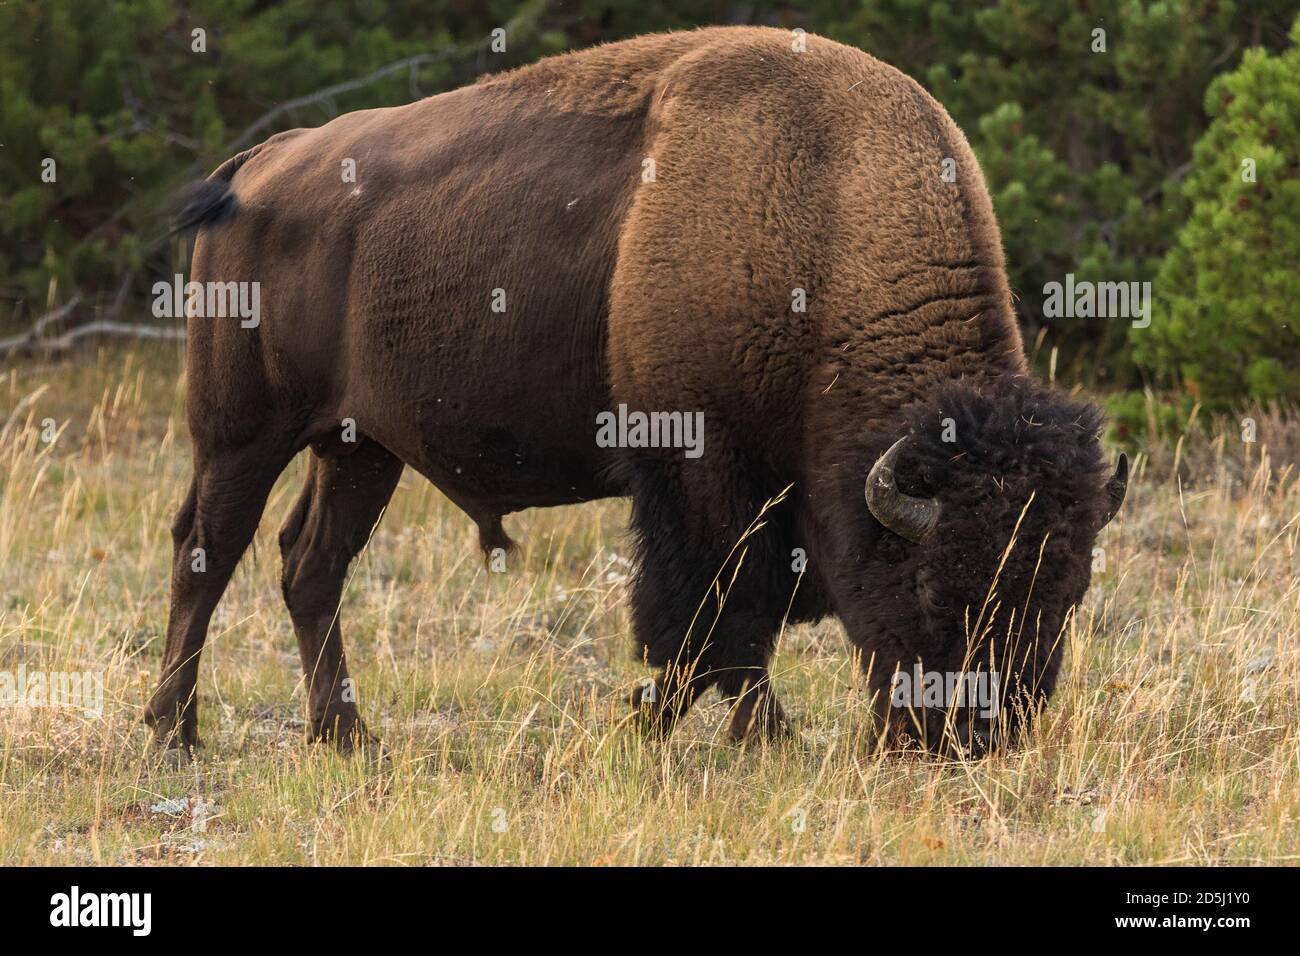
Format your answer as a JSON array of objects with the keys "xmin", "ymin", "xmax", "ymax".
[{"xmin": 573, "ymin": 27, "xmax": 1027, "ymax": 455}]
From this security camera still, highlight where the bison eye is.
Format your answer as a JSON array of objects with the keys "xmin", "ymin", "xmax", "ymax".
[{"xmin": 915, "ymin": 569, "xmax": 950, "ymax": 616}]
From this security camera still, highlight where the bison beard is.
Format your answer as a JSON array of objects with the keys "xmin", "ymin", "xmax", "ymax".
[{"xmin": 145, "ymin": 27, "xmax": 1126, "ymax": 760}]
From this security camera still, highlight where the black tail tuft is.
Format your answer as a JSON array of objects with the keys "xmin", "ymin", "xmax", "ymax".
[{"xmin": 170, "ymin": 178, "xmax": 238, "ymax": 234}]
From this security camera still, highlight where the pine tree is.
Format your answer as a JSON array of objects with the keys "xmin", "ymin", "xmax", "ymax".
[
  {"xmin": 0, "ymin": 0, "xmax": 548, "ymax": 326},
  {"xmin": 1133, "ymin": 13, "xmax": 1300, "ymax": 411}
]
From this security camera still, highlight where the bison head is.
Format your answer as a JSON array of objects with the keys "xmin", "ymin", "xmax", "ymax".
[{"xmin": 848, "ymin": 376, "xmax": 1126, "ymax": 756}]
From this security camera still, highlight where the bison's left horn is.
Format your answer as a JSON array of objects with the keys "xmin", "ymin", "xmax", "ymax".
[
  {"xmin": 1102, "ymin": 453, "xmax": 1129, "ymax": 526},
  {"xmin": 865, "ymin": 437, "xmax": 940, "ymax": 543}
]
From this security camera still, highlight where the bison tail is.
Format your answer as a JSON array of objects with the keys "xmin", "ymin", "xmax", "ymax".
[
  {"xmin": 171, "ymin": 178, "xmax": 238, "ymax": 233},
  {"xmin": 168, "ymin": 146, "xmax": 262, "ymax": 235}
]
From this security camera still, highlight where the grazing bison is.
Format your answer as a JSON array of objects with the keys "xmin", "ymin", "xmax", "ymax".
[{"xmin": 146, "ymin": 26, "xmax": 1126, "ymax": 757}]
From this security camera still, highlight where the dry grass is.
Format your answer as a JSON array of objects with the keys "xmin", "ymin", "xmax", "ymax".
[{"xmin": 1, "ymin": 345, "xmax": 1297, "ymax": 865}]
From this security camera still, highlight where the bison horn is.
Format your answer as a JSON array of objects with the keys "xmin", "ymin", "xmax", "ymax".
[
  {"xmin": 864, "ymin": 437, "xmax": 940, "ymax": 543},
  {"xmin": 1102, "ymin": 453, "xmax": 1129, "ymax": 526}
]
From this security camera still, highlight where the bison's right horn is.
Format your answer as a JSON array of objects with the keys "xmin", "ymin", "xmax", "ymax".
[
  {"xmin": 865, "ymin": 437, "xmax": 940, "ymax": 543},
  {"xmin": 1102, "ymin": 452, "xmax": 1129, "ymax": 526}
]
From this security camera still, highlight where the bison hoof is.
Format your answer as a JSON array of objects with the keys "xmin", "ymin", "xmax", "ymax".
[
  {"xmin": 158, "ymin": 745, "xmax": 201, "ymax": 768},
  {"xmin": 726, "ymin": 690, "xmax": 791, "ymax": 744},
  {"xmin": 312, "ymin": 713, "xmax": 387, "ymax": 761},
  {"xmin": 629, "ymin": 679, "xmax": 685, "ymax": 738},
  {"xmin": 143, "ymin": 705, "xmax": 203, "ymax": 754}
]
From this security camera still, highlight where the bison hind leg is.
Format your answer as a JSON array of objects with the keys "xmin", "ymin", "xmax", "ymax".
[
  {"xmin": 145, "ymin": 436, "xmax": 297, "ymax": 753},
  {"xmin": 279, "ymin": 438, "xmax": 403, "ymax": 754}
]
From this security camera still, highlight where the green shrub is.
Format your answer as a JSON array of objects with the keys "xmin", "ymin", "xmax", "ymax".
[{"xmin": 1104, "ymin": 388, "xmax": 1196, "ymax": 450}]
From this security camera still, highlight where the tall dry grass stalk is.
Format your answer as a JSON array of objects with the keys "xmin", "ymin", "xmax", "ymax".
[{"xmin": 0, "ymin": 346, "xmax": 1296, "ymax": 864}]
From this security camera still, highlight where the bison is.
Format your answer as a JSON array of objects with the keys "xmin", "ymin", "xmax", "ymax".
[{"xmin": 146, "ymin": 26, "xmax": 1127, "ymax": 758}]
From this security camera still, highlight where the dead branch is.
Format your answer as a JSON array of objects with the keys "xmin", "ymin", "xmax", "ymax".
[{"xmin": 0, "ymin": 296, "xmax": 84, "ymax": 356}]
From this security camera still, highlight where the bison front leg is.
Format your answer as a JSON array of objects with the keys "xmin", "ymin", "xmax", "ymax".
[
  {"xmin": 717, "ymin": 659, "xmax": 790, "ymax": 743},
  {"xmin": 623, "ymin": 457, "xmax": 793, "ymax": 743},
  {"xmin": 629, "ymin": 602, "xmax": 790, "ymax": 743},
  {"xmin": 278, "ymin": 440, "xmax": 403, "ymax": 754}
]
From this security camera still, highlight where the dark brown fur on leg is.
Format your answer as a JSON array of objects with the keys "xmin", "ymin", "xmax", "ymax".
[
  {"xmin": 620, "ymin": 447, "xmax": 797, "ymax": 742},
  {"xmin": 278, "ymin": 439, "xmax": 403, "ymax": 753}
]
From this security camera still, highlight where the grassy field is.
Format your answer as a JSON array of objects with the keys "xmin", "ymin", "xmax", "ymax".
[{"xmin": 1, "ymin": 344, "xmax": 1297, "ymax": 865}]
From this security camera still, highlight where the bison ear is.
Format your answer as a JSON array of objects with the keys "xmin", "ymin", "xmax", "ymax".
[
  {"xmin": 1102, "ymin": 453, "xmax": 1128, "ymax": 526},
  {"xmin": 865, "ymin": 437, "xmax": 940, "ymax": 543}
]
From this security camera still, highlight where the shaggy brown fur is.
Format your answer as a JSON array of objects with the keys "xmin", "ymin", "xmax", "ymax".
[{"xmin": 147, "ymin": 27, "xmax": 1122, "ymax": 756}]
